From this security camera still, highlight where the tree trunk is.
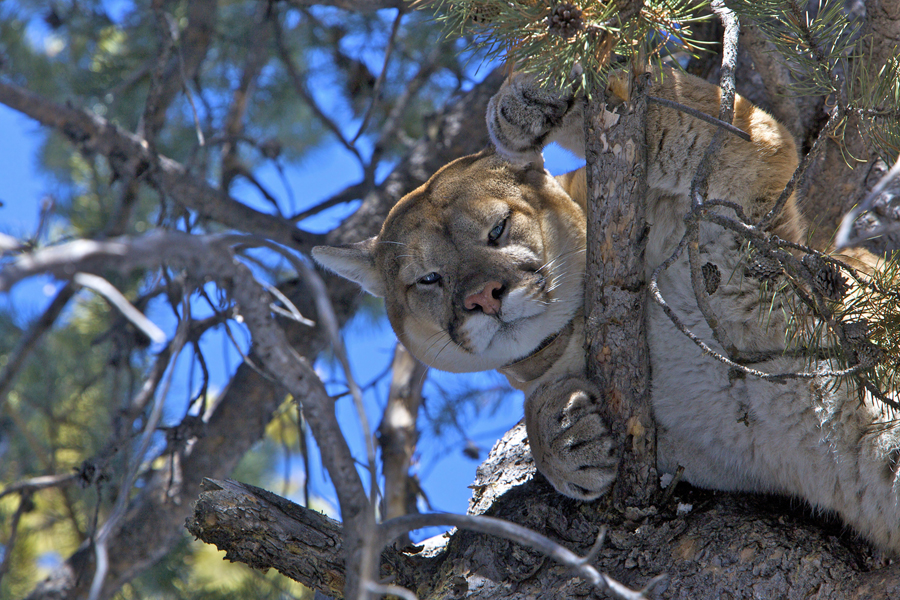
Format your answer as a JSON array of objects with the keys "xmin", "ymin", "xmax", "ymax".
[{"xmin": 583, "ymin": 73, "xmax": 657, "ymax": 508}]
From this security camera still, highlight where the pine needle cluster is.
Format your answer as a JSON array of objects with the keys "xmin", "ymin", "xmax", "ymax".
[
  {"xmin": 764, "ymin": 243, "xmax": 900, "ymax": 412},
  {"xmin": 727, "ymin": 0, "xmax": 900, "ymax": 160},
  {"xmin": 421, "ymin": 0, "xmax": 712, "ymax": 93}
]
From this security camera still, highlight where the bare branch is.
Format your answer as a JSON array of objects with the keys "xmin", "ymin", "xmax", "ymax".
[
  {"xmin": 760, "ymin": 105, "xmax": 843, "ymax": 231},
  {"xmin": 19, "ymin": 69, "xmax": 502, "ymax": 600},
  {"xmin": 366, "ymin": 40, "xmax": 451, "ymax": 178},
  {"xmin": 221, "ymin": 4, "xmax": 272, "ymax": 192},
  {"xmin": 377, "ymin": 513, "xmax": 659, "ymax": 600},
  {"xmin": 351, "ymin": 8, "xmax": 405, "ymax": 143},
  {"xmin": 0, "ymin": 80, "xmax": 311, "ymax": 250},
  {"xmin": 187, "ymin": 478, "xmax": 417, "ymax": 599},
  {"xmin": 0, "ymin": 473, "xmax": 80, "ymax": 501},
  {"xmin": 835, "ymin": 153, "xmax": 900, "ymax": 248},
  {"xmin": 271, "ymin": 12, "xmax": 365, "ymax": 167},
  {"xmin": 684, "ymin": 1, "xmax": 741, "ymax": 359},
  {"xmin": 0, "ymin": 491, "xmax": 33, "ymax": 586},
  {"xmin": 648, "ymin": 95, "xmax": 750, "ymax": 142},
  {"xmin": 2, "ymin": 231, "xmax": 376, "ymax": 597},
  {"xmin": 71, "ymin": 272, "xmax": 166, "ymax": 345},
  {"xmin": 380, "ymin": 345, "xmax": 427, "ymax": 525},
  {"xmin": 88, "ymin": 300, "xmax": 190, "ymax": 600}
]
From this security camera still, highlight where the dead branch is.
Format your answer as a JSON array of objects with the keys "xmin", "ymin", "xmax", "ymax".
[
  {"xmin": 16, "ymin": 66, "xmax": 503, "ymax": 600},
  {"xmin": 9, "ymin": 231, "xmax": 368, "ymax": 599},
  {"xmin": 186, "ymin": 478, "xmax": 421, "ymax": 599},
  {"xmin": 380, "ymin": 345, "xmax": 428, "ymax": 525}
]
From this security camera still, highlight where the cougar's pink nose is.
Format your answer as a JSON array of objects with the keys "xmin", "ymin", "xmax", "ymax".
[{"xmin": 464, "ymin": 281, "xmax": 504, "ymax": 315}]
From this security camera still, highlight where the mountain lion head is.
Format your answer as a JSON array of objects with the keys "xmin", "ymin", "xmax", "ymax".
[{"xmin": 312, "ymin": 149, "xmax": 586, "ymax": 375}]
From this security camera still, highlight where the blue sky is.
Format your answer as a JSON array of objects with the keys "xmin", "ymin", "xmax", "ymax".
[
  {"xmin": 0, "ymin": 101, "xmax": 523, "ymax": 522},
  {"xmin": 0, "ymin": 59, "xmax": 584, "ymax": 539}
]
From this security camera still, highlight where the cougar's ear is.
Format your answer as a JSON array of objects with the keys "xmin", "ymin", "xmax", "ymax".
[{"xmin": 311, "ymin": 238, "xmax": 386, "ymax": 298}]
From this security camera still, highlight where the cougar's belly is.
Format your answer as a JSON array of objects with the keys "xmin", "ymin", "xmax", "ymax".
[{"xmin": 647, "ymin": 255, "xmax": 827, "ymax": 498}]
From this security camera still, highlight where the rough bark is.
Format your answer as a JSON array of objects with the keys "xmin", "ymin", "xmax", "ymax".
[
  {"xmin": 186, "ymin": 479, "xmax": 427, "ymax": 598},
  {"xmin": 189, "ymin": 424, "xmax": 900, "ymax": 600},
  {"xmin": 583, "ymin": 74, "xmax": 656, "ymax": 508}
]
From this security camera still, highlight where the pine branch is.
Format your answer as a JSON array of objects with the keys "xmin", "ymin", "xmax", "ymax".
[{"xmin": 424, "ymin": 0, "xmax": 713, "ymax": 98}]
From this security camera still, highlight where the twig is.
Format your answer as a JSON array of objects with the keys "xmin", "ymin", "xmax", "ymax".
[
  {"xmin": 0, "ymin": 231, "xmax": 375, "ymax": 594},
  {"xmin": 271, "ymin": 11, "xmax": 365, "ymax": 167},
  {"xmin": 0, "ymin": 79, "xmax": 310, "ymax": 250},
  {"xmin": 690, "ymin": 0, "xmax": 739, "ymax": 207},
  {"xmin": 351, "ymin": 8, "xmax": 405, "ymax": 143},
  {"xmin": 87, "ymin": 299, "xmax": 190, "ymax": 600},
  {"xmin": 141, "ymin": 5, "xmax": 178, "ymax": 142},
  {"xmin": 0, "ymin": 491, "xmax": 32, "ymax": 586},
  {"xmin": 72, "ymin": 272, "xmax": 167, "ymax": 345},
  {"xmin": 262, "ymin": 281, "xmax": 316, "ymax": 327},
  {"xmin": 364, "ymin": 583, "xmax": 418, "ymax": 600},
  {"xmin": 684, "ymin": 1, "xmax": 741, "ymax": 361},
  {"xmin": 648, "ymin": 220, "xmax": 874, "ymax": 383},
  {"xmin": 834, "ymin": 153, "xmax": 900, "ymax": 248},
  {"xmin": 0, "ymin": 473, "xmax": 80, "ymax": 501},
  {"xmin": 759, "ymin": 105, "xmax": 844, "ymax": 231},
  {"xmin": 0, "ymin": 283, "xmax": 76, "ymax": 411},
  {"xmin": 647, "ymin": 95, "xmax": 750, "ymax": 142},
  {"xmin": 289, "ymin": 180, "xmax": 370, "ymax": 223},
  {"xmin": 366, "ymin": 39, "xmax": 449, "ymax": 181},
  {"xmin": 377, "ymin": 513, "xmax": 661, "ymax": 600}
]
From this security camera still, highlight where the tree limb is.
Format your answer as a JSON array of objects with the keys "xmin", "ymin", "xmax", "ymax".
[
  {"xmin": 13, "ymin": 66, "xmax": 503, "ymax": 600},
  {"xmin": 189, "ymin": 424, "xmax": 900, "ymax": 599},
  {"xmin": 186, "ymin": 478, "xmax": 423, "ymax": 599},
  {"xmin": 0, "ymin": 81, "xmax": 310, "ymax": 250}
]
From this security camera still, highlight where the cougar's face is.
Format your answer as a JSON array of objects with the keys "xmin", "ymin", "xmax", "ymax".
[{"xmin": 375, "ymin": 153, "xmax": 586, "ymax": 373}]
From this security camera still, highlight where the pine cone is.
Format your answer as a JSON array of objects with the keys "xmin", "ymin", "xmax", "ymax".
[
  {"xmin": 469, "ymin": 1, "xmax": 501, "ymax": 23},
  {"xmin": 547, "ymin": 3, "xmax": 584, "ymax": 38},
  {"xmin": 842, "ymin": 320, "xmax": 869, "ymax": 343},
  {"xmin": 702, "ymin": 262, "xmax": 720, "ymax": 295},
  {"xmin": 744, "ymin": 255, "xmax": 783, "ymax": 281},
  {"xmin": 853, "ymin": 340, "xmax": 884, "ymax": 368},
  {"xmin": 802, "ymin": 254, "xmax": 849, "ymax": 301}
]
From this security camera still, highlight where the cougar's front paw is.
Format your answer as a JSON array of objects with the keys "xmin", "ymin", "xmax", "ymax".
[
  {"xmin": 524, "ymin": 377, "xmax": 619, "ymax": 500},
  {"xmin": 486, "ymin": 72, "xmax": 578, "ymax": 164}
]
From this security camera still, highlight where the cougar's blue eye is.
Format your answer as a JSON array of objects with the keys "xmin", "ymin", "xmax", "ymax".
[
  {"xmin": 488, "ymin": 218, "xmax": 507, "ymax": 243},
  {"xmin": 418, "ymin": 272, "xmax": 441, "ymax": 285}
]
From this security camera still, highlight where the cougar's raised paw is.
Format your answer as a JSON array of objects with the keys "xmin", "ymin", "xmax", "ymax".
[
  {"xmin": 486, "ymin": 73, "xmax": 578, "ymax": 164},
  {"xmin": 524, "ymin": 377, "xmax": 619, "ymax": 500}
]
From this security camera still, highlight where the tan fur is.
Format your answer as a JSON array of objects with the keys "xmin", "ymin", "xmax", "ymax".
[{"xmin": 314, "ymin": 67, "xmax": 900, "ymax": 553}]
